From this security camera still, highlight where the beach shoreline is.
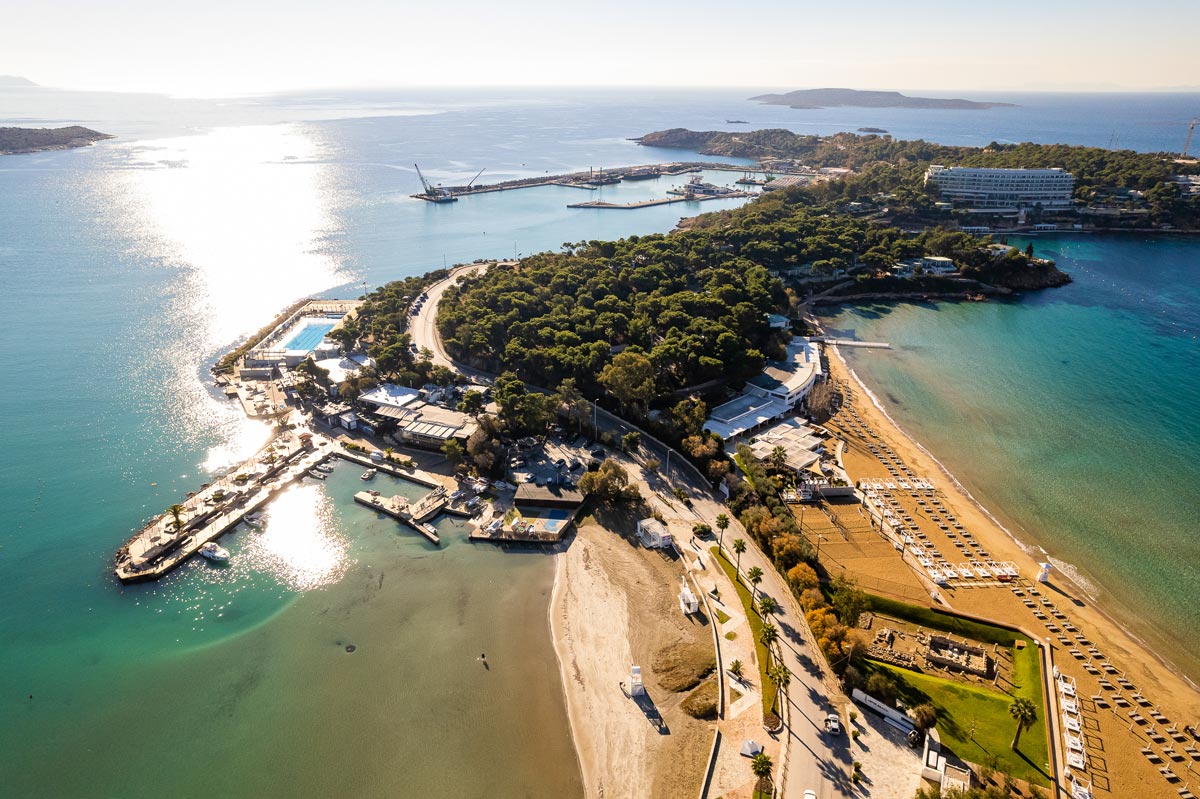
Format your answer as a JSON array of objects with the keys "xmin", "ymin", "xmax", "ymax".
[
  {"xmin": 823, "ymin": 342, "xmax": 1200, "ymax": 739},
  {"xmin": 832, "ymin": 345, "xmax": 1200, "ymax": 695}
]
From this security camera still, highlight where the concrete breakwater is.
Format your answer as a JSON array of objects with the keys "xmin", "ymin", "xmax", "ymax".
[
  {"xmin": 114, "ymin": 426, "xmax": 332, "ymax": 583},
  {"xmin": 114, "ymin": 431, "xmax": 458, "ymax": 583},
  {"xmin": 418, "ymin": 161, "xmax": 784, "ymax": 200}
]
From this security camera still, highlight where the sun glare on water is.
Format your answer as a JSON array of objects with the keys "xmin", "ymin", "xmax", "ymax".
[{"xmin": 240, "ymin": 483, "xmax": 349, "ymax": 591}]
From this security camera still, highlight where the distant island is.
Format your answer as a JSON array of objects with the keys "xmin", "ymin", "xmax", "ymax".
[
  {"xmin": 857, "ymin": 127, "xmax": 889, "ymax": 133},
  {"xmin": 0, "ymin": 126, "xmax": 114, "ymax": 155},
  {"xmin": 0, "ymin": 75, "xmax": 39, "ymax": 87},
  {"xmin": 750, "ymin": 88, "xmax": 1015, "ymax": 110}
]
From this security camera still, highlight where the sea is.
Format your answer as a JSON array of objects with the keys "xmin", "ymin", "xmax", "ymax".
[{"xmin": 1, "ymin": 86, "xmax": 1198, "ymax": 796}]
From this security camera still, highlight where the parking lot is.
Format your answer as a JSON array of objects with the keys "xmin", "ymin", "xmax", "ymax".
[{"xmin": 509, "ymin": 429, "xmax": 609, "ymax": 489}]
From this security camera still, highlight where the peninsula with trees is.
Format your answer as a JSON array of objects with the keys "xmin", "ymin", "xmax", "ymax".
[
  {"xmin": 0, "ymin": 125, "xmax": 114, "ymax": 155},
  {"xmin": 636, "ymin": 128, "xmax": 1200, "ymax": 230},
  {"xmin": 749, "ymin": 88, "xmax": 1015, "ymax": 110}
]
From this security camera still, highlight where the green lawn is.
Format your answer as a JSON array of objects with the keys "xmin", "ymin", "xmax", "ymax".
[
  {"xmin": 711, "ymin": 546, "xmax": 777, "ymax": 717},
  {"xmin": 859, "ymin": 594, "xmax": 1049, "ymax": 786},
  {"xmin": 860, "ymin": 659, "xmax": 1050, "ymax": 786}
]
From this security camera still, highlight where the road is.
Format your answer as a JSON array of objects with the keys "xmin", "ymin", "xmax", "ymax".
[{"xmin": 409, "ymin": 261, "xmax": 849, "ymax": 798}]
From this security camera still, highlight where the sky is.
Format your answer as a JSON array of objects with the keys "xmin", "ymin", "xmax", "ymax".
[{"xmin": 1, "ymin": 0, "xmax": 1197, "ymax": 97}]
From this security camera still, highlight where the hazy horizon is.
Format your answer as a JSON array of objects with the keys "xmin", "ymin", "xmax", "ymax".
[{"xmin": 1, "ymin": 0, "xmax": 1196, "ymax": 97}]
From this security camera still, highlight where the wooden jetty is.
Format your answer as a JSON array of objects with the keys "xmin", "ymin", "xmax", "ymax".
[{"xmin": 353, "ymin": 490, "xmax": 443, "ymax": 544}]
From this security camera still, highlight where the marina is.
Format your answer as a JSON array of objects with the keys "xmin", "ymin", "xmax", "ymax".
[{"xmin": 113, "ymin": 424, "xmax": 459, "ymax": 581}]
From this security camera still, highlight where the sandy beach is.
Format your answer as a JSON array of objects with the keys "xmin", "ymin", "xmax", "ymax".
[
  {"xmin": 550, "ymin": 515, "xmax": 715, "ymax": 799},
  {"xmin": 824, "ymin": 345, "xmax": 1200, "ymax": 796}
]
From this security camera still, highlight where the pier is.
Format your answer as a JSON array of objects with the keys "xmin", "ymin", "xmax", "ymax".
[
  {"xmin": 566, "ymin": 191, "xmax": 751, "ymax": 210},
  {"xmin": 113, "ymin": 424, "xmax": 471, "ymax": 582},
  {"xmin": 114, "ymin": 425, "xmax": 333, "ymax": 583},
  {"xmin": 819, "ymin": 338, "xmax": 893, "ymax": 349},
  {"xmin": 353, "ymin": 490, "xmax": 443, "ymax": 544},
  {"xmin": 409, "ymin": 161, "xmax": 803, "ymax": 202}
]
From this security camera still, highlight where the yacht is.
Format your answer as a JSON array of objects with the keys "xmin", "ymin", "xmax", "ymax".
[
  {"xmin": 361, "ymin": 469, "xmax": 377, "ymax": 481},
  {"xmin": 200, "ymin": 542, "xmax": 230, "ymax": 562}
]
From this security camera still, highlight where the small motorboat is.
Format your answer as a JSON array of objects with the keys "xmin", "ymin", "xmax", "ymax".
[
  {"xmin": 314, "ymin": 462, "xmax": 334, "ymax": 473},
  {"xmin": 360, "ymin": 469, "xmax": 377, "ymax": 481},
  {"xmin": 200, "ymin": 542, "xmax": 230, "ymax": 562},
  {"xmin": 244, "ymin": 513, "xmax": 265, "ymax": 529},
  {"xmin": 308, "ymin": 470, "xmax": 326, "ymax": 480},
  {"xmin": 422, "ymin": 522, "xmax": 438, "ymax": 536}
]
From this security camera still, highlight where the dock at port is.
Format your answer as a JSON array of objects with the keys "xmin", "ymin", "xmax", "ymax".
[
  {"xmin": 354, "ymin": 490, "xmax": 445, "ymax": 544},
  {"xmin": 567, "ymin": 192, "xmax": 751, "ymax": 210}
]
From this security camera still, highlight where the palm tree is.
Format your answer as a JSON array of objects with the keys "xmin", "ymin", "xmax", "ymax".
[
  {"xmin": 384, "ymin": 446, "xmax": 395, "ymax": 463},
  {"xmin": 167, "ymin": 503, "xmax": 186, "ymax": 531},
  {"xmin": 747, "ymin": 566, "xmax": 764, "ymax": 599},
  {"xmin": 770, "ymin": 445, "xmax": 787, "ymax": 471},
  {"xmin": 759, "ymin": 595, "xmax": 778, "ymax": 618},
  {"xmin": 715, "ymin": 513, "xmax": 730, "ymax": 548},
  {"xmin": 767, "ymin": 663, "xmax": 791, "ymax": 715},
  {"xmin": 733, "ymin": 538, "xmax": 747, "ymax": 574},
  {"xmin": 760, "ymin": 623, "xmax": 779, "ymax": 652},
  {"xmin": 1009, "ymin": 697, "xmax": 1037, "ymax": 751},
  {"xmin": 728, "ymin": 659, "xmax": 744, "ymax": 680},
  {"xmin": 750, "ymin": 752, "xmax": 774, "ymax": 792}
]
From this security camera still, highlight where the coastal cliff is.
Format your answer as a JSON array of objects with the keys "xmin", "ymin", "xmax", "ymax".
[{"xmin": 0, "ymin": 126, "xmax": 114, "ymax": 155}]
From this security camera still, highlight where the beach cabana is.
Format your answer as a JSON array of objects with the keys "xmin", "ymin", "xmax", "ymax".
[
  {"xmin": 679, "ymin": 580, "xmax": 699, "ymax": 615},
  {"xmin": 740, "ymin": 740, "xmax": 763, "ymax": 757}
]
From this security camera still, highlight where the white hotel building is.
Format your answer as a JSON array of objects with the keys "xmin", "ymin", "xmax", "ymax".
[{"xmin": 924, "ymin": 165, "xmax": 1075, "ymax": 211}]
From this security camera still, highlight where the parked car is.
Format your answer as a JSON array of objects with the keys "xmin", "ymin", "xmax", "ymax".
[
  {"xmin": 824, "ymin": 713, "xmax": 841, "ymax": 735},
  {"xmin": 590, "ymin": 447, "xmax": 605, "ymax": 459},
  {"xmin": 569, "ymin": 459, "xmax": 582, "ymax": 471},
  {"xmin": 554, "ymin": 457, "xmax": 567, "ymax": 468}
]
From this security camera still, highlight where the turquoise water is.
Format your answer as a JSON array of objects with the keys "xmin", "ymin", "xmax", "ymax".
[
  {"xmin": 2, "ymin": 87, "xmax": 1199, "ymax": 795},
  {"xmin": 819, "ymin": 235, "xmax": 1200, "ymax": 680},
  {"xmin": 284, "ymin": 321, "xmax": 336, "ymax": 351}
]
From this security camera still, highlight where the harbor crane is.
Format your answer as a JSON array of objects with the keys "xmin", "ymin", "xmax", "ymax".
[
  {"xmin": 465, "ymin": 167, "xmax": 486, "ymax": 190},
  {"xmin": 1184, "ymin": 117, "xmax": 1197, "ymax": 159},
  {"xmin": 413, "ymin": 163, "xmax": 456, "ymax": 203}
]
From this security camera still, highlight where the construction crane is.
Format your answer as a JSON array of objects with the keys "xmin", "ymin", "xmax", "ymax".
[
  {"xmin": 465, "ymin": 168, "xmax": 486, "ymax": 190},
  {"xmin": 1184, "ymin": 117, "xmax": 1198, "ymax": 159},
  {"xmin": 413, "ymin": 163, "xmax": 456, "ymax": 203}
]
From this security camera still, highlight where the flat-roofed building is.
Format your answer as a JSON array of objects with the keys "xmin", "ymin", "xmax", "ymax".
[
  {"xmin": 704, "ymin": 337, "xmax": 823, "ymax": 442},
  {"xmin": 925, "ymin": 165, "xmax": 1075, "ymax": 210}
]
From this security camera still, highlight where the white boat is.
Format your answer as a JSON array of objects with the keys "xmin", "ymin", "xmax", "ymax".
[
  {"xmin": 422, "ymin": 522, "xmax": 438, "ymax": 536},
  {"xmin": 360, "ymin": 469, "xmax": 376, "ymax": 481},
  {"xmin": 308, "ymin": 470, "xmax": 326, "ymax": 480},
  {"xmin": 244, "ymin": 513, "xmax": 265, "ymax": 529},
  {"xmin": 200, "ymin": 542, "xmax": 230, "ymax": 561},
  {"xmin": 314, "ymin": 463, "xmax": 334, "ymax": 473}
]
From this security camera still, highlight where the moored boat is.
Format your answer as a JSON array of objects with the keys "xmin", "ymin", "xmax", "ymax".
[{"xmin": 200, "ymin": 542, "xmax": 230, "ymax": 562}]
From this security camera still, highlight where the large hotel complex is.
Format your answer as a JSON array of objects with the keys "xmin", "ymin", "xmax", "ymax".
[{"xmin": 924, "ymin": 165, "xmax": 1076, "ymax": 210}]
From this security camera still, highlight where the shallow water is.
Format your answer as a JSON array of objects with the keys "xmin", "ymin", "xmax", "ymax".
[{"xmin": 819, "ymin": 235, "xmax": 1200, "ymax": 680}]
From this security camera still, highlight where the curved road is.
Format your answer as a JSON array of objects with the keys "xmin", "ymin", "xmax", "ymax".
[{"xmin": 410, "ymin": 262, "xmax": 850, "ymax": 799}]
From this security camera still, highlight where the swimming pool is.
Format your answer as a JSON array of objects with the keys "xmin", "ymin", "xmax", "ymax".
[{"xmin": 283, "ymin": 321, "xmax": 336, "ymax": 351}]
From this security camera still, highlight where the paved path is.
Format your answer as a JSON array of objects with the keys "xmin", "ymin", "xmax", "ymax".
[{"xmin": 411, "ymin": 260, "xmax": 851, "ymax": 798}]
